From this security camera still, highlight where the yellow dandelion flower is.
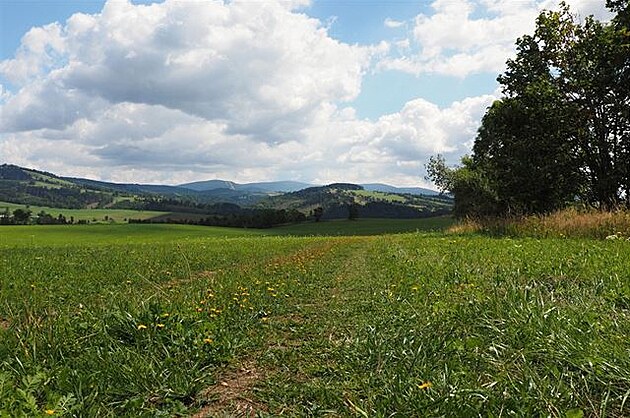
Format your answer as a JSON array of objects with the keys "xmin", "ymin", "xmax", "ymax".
[
  {"xmin": 418, "ymin": 381, "xmax": 432, "ymax": 390},
  {"xmin": 203, "ymin": 338, "xmax": 213, "ymax": 344},
  {"xmin": 137, "ymin": 324, "xmax": 147, "ymax": 330},
  {"xmin": 44, "ymin": 410, "xmax": 55, "ymax": 415}
]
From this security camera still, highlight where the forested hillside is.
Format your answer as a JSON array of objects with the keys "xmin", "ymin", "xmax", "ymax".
[
  {"xmin": 1, "ymin": 165, "xmax": 451, "ymax": 226},
  {"xmin": 0, "ymin": 164, "xmax": 124, "ymax": 209},
  {"xmin": 256, "ymin": 183, "xmax": 452, "ymax": 219}
]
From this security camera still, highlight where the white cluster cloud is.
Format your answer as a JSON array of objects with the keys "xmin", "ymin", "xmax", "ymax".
[
  {"xmin": 0, "ymin": 0, "xmax": 510, "ymax": 186},
  {"xmin": 0, "ymin": 95, "xmax": 494, "ymax": 185},
  {"xmin": 381, "ymin": 0, "xmax": 613, "ymax": 77},
  {"xmin": 384, "ymin": 18, "xmax": 405, "ymax": 29},
  {"xmin": 2, "ymin": 0, "xmax": 375, "ymax": 140}
]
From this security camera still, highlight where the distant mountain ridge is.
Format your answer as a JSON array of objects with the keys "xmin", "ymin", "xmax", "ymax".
[
  {"xmin": 361, "ymin": 183, "xmax": 439, "ymax": 196},
  {"xmin": 178, "ymin": 180, "xmax": 313, "ymax": 193},
  {"xmin": 178, "ymin": 179, "xmax": 439, "ymax": 196},
  {"xmin": 1, "ymin": 164, "xmax": 443, "ymax": 215}
]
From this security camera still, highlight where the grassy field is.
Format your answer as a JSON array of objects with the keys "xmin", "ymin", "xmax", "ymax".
[
  {"xmin": 0, "ymin": 224, "xmax": 265, "ymax": 247},
  {"xmin": 352, "ymin": 190, "xmax": 407, "ymax": 203},
  {"xmin": 1, "ymin": 221, "xmax": 629, "ymax": 416},
  {"xmin": 271, "ymin": 216, "xmax": 454, "ymax": 236},
  {"xmin": 0, "ymin": 218, "xmax": 454, "ymax": 248},
  {"xmin": 0, "ymin": 201, "xmax": 166, "ymax": 223}
]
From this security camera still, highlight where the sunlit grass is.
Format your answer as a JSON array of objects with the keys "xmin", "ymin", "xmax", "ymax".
[
  {"xmin": 0, "ymin": 217, "xmax": 454, "ymax": 248},
  {"xmin": 1, "ymin": 222, "xmax": 629, "ymax": 416},
  {"xmin": 448, "ymin": 208, "xmax": 630, "ymax": 239}
]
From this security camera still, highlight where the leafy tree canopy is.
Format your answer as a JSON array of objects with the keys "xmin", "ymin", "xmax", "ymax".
[{"xmin": 428, "ymin": 2, "xmax": 630, "ymax": 217}]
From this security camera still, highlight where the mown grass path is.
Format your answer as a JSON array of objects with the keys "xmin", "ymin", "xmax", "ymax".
[
  {"xmin": 195, "ymin": 235, "xmax": 630, "ymax": 417},
  {"xmin": 1, "ymin": 231, "xmax": 629, "ymax": 417}
]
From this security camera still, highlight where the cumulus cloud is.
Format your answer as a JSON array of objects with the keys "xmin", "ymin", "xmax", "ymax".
[
  {"xmin": 384, "ymin": 18, "xmax": 405, "ymax": 28},
  {"xmin": 380, "ymin": 0, "xmax": 614, "ymax": 77},
  {"xmin": 0, "ymin": 94, "xmax": 495, "ymax": 186},
  {"xmin": 0, "ymin": 23, "xmax": 66, "ymax": 84},
  {"xmin": 2, "ymin": 0, "xmax": 375, "ymax": 140},
  {"xmin": 0, "ymin": 0, "xmax": 499, "ymax": 187}
]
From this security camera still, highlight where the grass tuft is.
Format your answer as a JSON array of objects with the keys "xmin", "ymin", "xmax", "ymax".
[{"xmin": 447, "ymin": 208, "xmax": 630, "ymax": 239}]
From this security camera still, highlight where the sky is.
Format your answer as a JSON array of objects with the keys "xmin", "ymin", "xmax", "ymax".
[{"xmin": 0, "ymin": 0, "xmax": 613, "ymax": 187}]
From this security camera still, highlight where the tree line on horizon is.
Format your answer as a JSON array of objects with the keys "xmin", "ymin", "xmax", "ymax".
[
  {"xmin": 0, "ymin": 208, "xmax": 78, "ymax": 225},
  {"xmin": 428, "ymin": 1, "xmax": 629, "ymax": 218}
]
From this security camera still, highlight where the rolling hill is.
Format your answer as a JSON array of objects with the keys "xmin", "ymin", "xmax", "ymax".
[
  {"xmin": 361, "ymin": 183, "xmax": 440, "ymax": 196},
  {"xmin": 178, "ymin": 179, "xmax": 313, "ymax": 193},
  {"xmin": 0, "ymin": 164, "xmax": 273, "ymax": 208},
  {"xmin": 178, "ymin": 179, "xmax": 440, "ymax": 196},
  {"xmin": 255, "ymin": 183, "xmax": 452, "ymax": 219},
  {"xmin": 0, "ymin": 164, "xmax": 451, "ymax": 220},
  {"xmin": 0, "ymin": 164, "xmax": 128, "ymax": 209}
]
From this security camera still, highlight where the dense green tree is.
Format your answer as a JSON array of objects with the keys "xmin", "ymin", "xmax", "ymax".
[
  {"xmin": 12, "ymin": 208, "xmax": 31, "ymax": 224},
  {"xmin": 434, "ymin": 2, "xmax": 630, "ymax": 216},
  {"xmin": 473, "ymin": 95, "xmax": 581, "ymax": 214},
  {"xmin": 606, "ymin": 0, "xmax": 630, "ymax": 206},
  {"xmin": 507, "ymin": 4, "xmax": 629, "ymax": 209},
  {"xmin": 426, "ymin": 155, "xmax": 497, "ymax": 218},
  {"xmin": 348, "ymin": 203, "xmax": 359, "ymax": 220},
  {"xmin": 313, "ymin": 207, "xmax": 323, "ymax": 222},
  {"xmin": 561, "ymin": 12, "xmax": 629, "ymax": 208}
]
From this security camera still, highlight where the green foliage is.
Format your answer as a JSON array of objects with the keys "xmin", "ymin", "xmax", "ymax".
[
  {"xmin": 12, "ymin": 208, "xmax": 31, "ymax": 224},
  {"xmin": 433, "ymin": 2, "xmax": 630, "ymax": 217},
  {"xmin": 426, "ymin": 155, "xmax": 497, "ymax": 218},
  {"xmin": 347, "ymin": 203, "xmax": 359, "ymax": 220},
  {"xmin": 474, "ymin": 95, "xmax": 581, "ymax": 214}
]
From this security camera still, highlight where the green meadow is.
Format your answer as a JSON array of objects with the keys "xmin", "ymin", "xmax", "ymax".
[
  {"xmin": 0, "ymin": 217, "xmax": 453, "ymax": 248},
  {"xmin": 1, "ymin": 220, "xmax": 629, "ymax": 416},
  {"xmin": 0, "ymin": 201, "xmax": 164, "ymax": 223}
]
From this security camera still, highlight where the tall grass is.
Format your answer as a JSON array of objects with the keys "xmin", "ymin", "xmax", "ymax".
[
  {"xmin": 2, "ymin": 223, "xmax": 629, "ymax": 415},
  {"xmin": 448, "ymin": 208, "xmax": 630, "ymax": 239}
]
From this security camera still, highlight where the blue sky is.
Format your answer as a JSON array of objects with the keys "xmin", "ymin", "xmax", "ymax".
[{"xmin": 0, "ymin": 0, "xmax": 613, "ymax": 186}]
